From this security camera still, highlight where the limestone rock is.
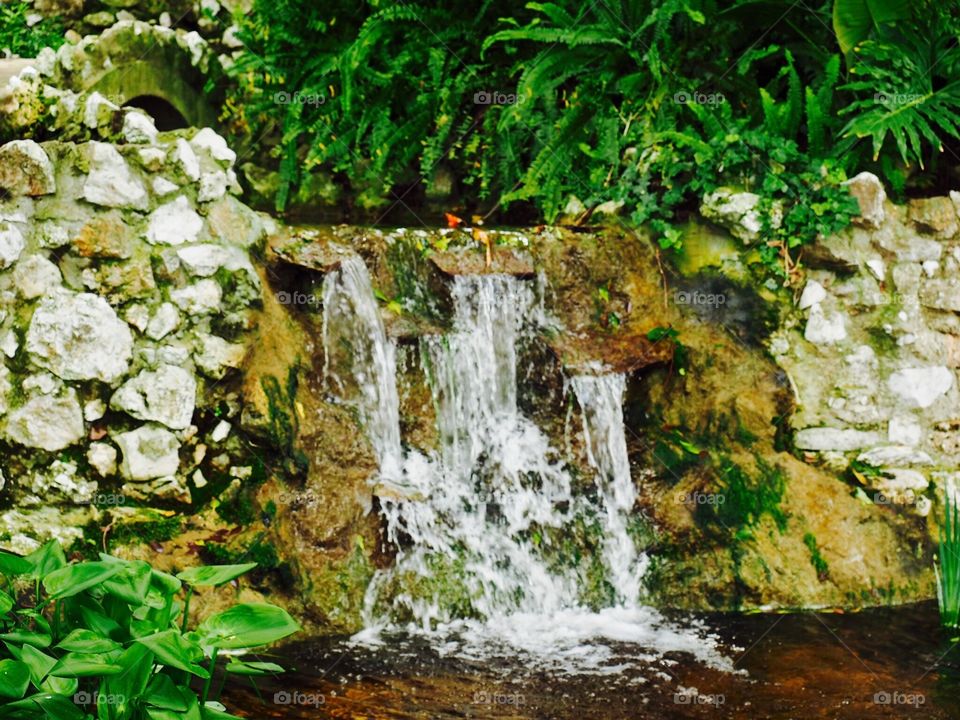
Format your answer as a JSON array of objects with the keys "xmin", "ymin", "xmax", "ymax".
[
  {"xmin": 171, "ymin": 138, "xmax": 200, "ymax": 182},
  {"xmin": 908, "ymin": 196, "xmax": 958, "ymax": 238},
  {"xmin": 0, "ymin": 140, "xmax": 55, "ymax": 196},
  {"xmin": 190, "ymin": 127, "xmax": 236, "ymax": 166},
  {"xmin": 82, "ymin": 143, "xmax": 148, "ymax": 210},
  {"xmin": 170, "ymin": 279, "xmax": 222, "ymax": 314},
  {"xmin": 26, "ymin": 460, "xmax": 96, "ymax": 506},
  {"xmin": 176, "ymin": 243, "xmax": 254, "ymax": 277},
  {"xmin": 116, "ymin": 425, "xmax": 181, "ymax": 481},
  {"xmin": 919, "ymin": 279, "xmax": 960, "ymax": 312},
  {"xmin": 121, "ymin": 111, "xmax": 158, "ymax": 144},
  {"xmin": 700, "ymin": 188, "xmax": 769, "ymax": 244},
  {"xmin": 194, "ymin": 333, "xmax": 245, "ymax": 378},
  {"xmin": 87, "ymin": 442, "xmax": 118, "ymax": 477},
  {"xmin": 146, "ymin": 302, "xmax": 180, "ymax": 340},
  {"xmin": 122, "ymin": 475, "xmax": 190, "ymax": 503},
  {"xmin": 26, "ymin": 290, "xmax": 133, "ymax": 383},
  {"xmin": 13, "ymin": 254, "xmax": 62, "ymax": 299},
  {"xmin": 71, "ymin": 213, "xmax": 132, "ymax": 259},
  {"xmin": 111, "ymin": 364, "xmax": 197, "ymax": 430},
  {"xmin": 0, "ymin": 222, "xmax": 26, "ymax": 269},
  {"xmin": 888, "ymin": 415, "xmax": 923, "ymax": 446},
  {"xmin": 843, "ymin": 172, "xmax": 886, "ymax": 228},
  {"xmin": 798, "ymin": 280, "xmax": 826, "ymax": 310},
  {"xmin": 804, "ymin": 305, "xmax": 846, "ymax": 345},
  {"xmin": 6, "ymin": 389, "xmax": 84, "ymax": 452},
  {"xmin": 887, "ymin": 367, "xmax": 954, "ymax": 409},
  {"xmin": 145, "ymin": 196, "xmax": 203, "ymax": 245},
  {"xmin": 794, "ymin": 427, "xmax": 883, "ymax": 451},
  {"xmin": 198, "ymin": 171, "xmax": 227, "ymax": 202}
]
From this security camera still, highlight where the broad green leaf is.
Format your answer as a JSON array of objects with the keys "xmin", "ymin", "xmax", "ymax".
[
  {"xmin": 134, "ymin": 630, "xmax": 209, "ymax": 679},
  {"xmin": 76, "ymin": 604, "xmax": 122, "ymax": 640},
  {"xmin": 0, "ymin": 551, "xmax": 32, "ymax": 577},
  {"xmin": 197, "ymin": 603, "xmax": 300, "ymax": 650},
  {"xmin": 16, "ymin": 644, "xmax": 77, "ymax": 696},
  {"xmin": 0, "ymin": 590, "xmax": 13, "ymax": 614},
  {"xmin": 150, "ymin": 570, "xmax": 183, "ymax": 596},
  {"xmin": 145, "ymin": 674, "xmax": 189, "ymax": 711},
  {"xmin": 0, "ymin": 630, "xmax": 52, "ymax": 649},
  {"xmin": 146, "ymin": 690, "xmax": 201, "ymax": 720},
  {"xmin": 43, "ymin": 562, "xmax": 124, "ymax": 600},
  {"xmin": 176, "ymin": 564, "xmax": 257, "ymax": 588},
  {"xmin": 0, "ymin": 659, "xmax": 30, "ymax": 699},
  {"xmin": 25, "ymin": 541, "xmax": 66, "ymax": 579},
  {"xmin": 56, "ymin": 628, "xmax": 122, "ymax": 654},
  {"xmin": 0, "ymin": 691, "xmax": 85, "ymax": 719},
  {"xmin": 224, "ymin": 660, "xmax": 284, "ymax": 676},
  {"xmin": 49, "ymin": 652, "xmax": 124, "ymax": 678},
  {"xmin": 99, "ymin": 556, "xmax": 152, "ymax": 606},
  {"xmin": 99, "ymin": 644, "xmax": 154, "ymax": 720},
  {"xmin": 832, "ymin": 0, "xmax": 911, "ymax": 54}
]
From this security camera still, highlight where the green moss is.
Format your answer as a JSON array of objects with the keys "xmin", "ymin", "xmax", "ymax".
[
  {"xmin": 700, "ymin": 455, "xmax": 788, "ymax": 536},
  {"xmin": 866, "ymin": 326, "xmax": 898, "ymax": 356},
  {"xmin": 803, "ymin": 532, "xmax": 829, "ymax": 580},
  {"xmin": 109, "ymin": 514, "xmax": 183, "ymax": 548}
]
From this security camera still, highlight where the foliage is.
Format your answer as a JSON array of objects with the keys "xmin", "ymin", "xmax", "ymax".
[
  {"xmin": 936, "ymin": 492, "xmax": 960, "ymax": 629},
  {"xmin": 226, "ymin": 0, "xmax": 960, "ymax": 279},
  {"xmin": 0, "ymin": 2, "xmax": 65, "ymax": 57},
  {"xmin": 0, "ymin": 540, "xmax": 299, "ymax": 719}
]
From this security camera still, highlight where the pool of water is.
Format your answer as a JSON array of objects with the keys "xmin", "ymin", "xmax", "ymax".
[{"xmin": 222, "ymin": 601, "xmax": 960, "ymax": 718}]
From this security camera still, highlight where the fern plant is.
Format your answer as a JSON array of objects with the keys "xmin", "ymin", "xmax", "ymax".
[{"xmin": 838, "ymin": 4, "xmax": 960, "ymax": 169}]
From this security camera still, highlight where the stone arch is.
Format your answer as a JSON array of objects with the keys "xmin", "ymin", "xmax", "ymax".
[{"xmin": 122, "ymin": 95, "xmax": 189, "ymax": 131}]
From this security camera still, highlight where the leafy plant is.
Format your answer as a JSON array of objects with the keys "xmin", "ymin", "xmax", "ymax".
[
  {"xmin": 0, "ymin": 540, "xmax": 299, "ymax": 718},
  {"xmin": 0, "ymin": 2, "xmax": 65, "ymax": 57},
  {"xmin": 936, "ymin": 492, "xmax": 960, "ymax": 629}
]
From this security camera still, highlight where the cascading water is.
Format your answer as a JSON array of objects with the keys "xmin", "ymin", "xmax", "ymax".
[
  {"xmin": 323, "ymin": 258, "xmax": 734, "ymax": 675},
  {"xmin": 321, "ymin": 255, "xmax": 404, "ymax": 481}
]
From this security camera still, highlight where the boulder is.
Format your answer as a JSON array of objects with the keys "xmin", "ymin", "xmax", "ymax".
[
  {"xmin": 0, "ymin": 141, "xmax": 55, "ymax": 196},
  {"xmin": 111, "ymin": 364, "xmax": 197, "ymax": 430},
  {"xmin": 82, "ymin": 143, "xmax": 148, "ymax": 210},
  {"xmin": 115, "ymin": 425, "xmax": 181, "ymax": 481},
  {"xmin": 26, "ymin": 290, "xmax": 134, "ymax": 383},
  {"xmin": 6, "ymin": 389, "xmax": 84, "ymax": 452}
]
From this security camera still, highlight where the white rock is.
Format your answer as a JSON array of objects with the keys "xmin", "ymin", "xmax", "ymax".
[
  {"xmin": 152, "ymin": 176, "xmax": 178, "ymax": 197},
  {"xmin": 83, "ymin": 143, "xmax": 148, "ymax": 210},
  {"xmin": 170, "ymin": 279, "xmax": 222, "ymax": 314},
  {"xmin": 176, "ymin": 243, "xmax": 253, "ymax": 277},
  {"xmin": 865, "ymin": 258, "xmax": 885, "ymax": 281},
  {"xmin": 87, "ymin": 442, "xmax": 117, "ymax": 477},
  {"xmin": 146, "ymin": 302, "xmax": 180, "ymax": 340},
  {"xmin": 138, "ymin": 147, "xmax": 166, "ymax": 171},
  {"xmin": 157, "ymin": 345, "xmax": 190, "ymax": 365},
  {"xmin": 23, "ymin": 373, "xmax": 59, "ymax": 395},
  {"xmin": 0, "ymin": 140, "xmax": 56, "ymax": 196},
  {"xmin": 190, "ymin": 127, "xmax": 236, "ymax": 165},
  {"xmin": 83, "ymin": 92, "xmax": 119, "ymax": 129},
  {"xmin": 121, "ymin": 111, "xmax": 158, "ymax": 144},
  {"xmin": 124, "ymin": 304, "xmax": 149, "ymax": 332},
  {"xmin": 804, "ymin": 305, "xmax": 847, "ymax": 344},
  {"xmin": 843, "ymin": 172, "xmax": 886, "ymax": 228},
  {"xmin": 115, "ymin": 425, "xmax": 181, "ymax": 481},
  {"xmin": 798, "ymin": 280, "xmax": 826, "ymax": 310},
  {"xmin": 6, "ymin": 389, "xmax": 84, "ymax": 451},
  {"xmin": 194, "ymin": 333, "xmax": 245, "ymax": 377},
  {"xmin": 887, "ymin": 367, "xmax": 954, "ymax": 409},
  {"xmin": 794, "ymin": 427, "xmax": 883, "ymax": 451},
  {"xmin": 198, "ymin": 171, "xmax": 227, "ymax": 202},
  {"xmin": 922, "ymin": 260, "xmax": 939, "ymax": 278},
  {"xmin": 27, "ymin": 460, "xmax": 96, "ymax": 506},
  {"xmin": 192, "ymin": 468, "xmax": 208, "ymax": 488},
  {"xmin": 0, "ymin": 331, "xmax": 17, "ymax": 358},
  {"xmin": 26, "ymin": 290, "xmax": 133, "ymax": 383},
  {"xmin": 858, "ymin": 445, "xmax": 933, "ymax": 467},
  {"xmin": 145, "ymin": 196, "xmax": 203, "ymax": 245},
  {"xmin": 171, "ymin": 138, "xmax": 200, "ymax": 181},
  {"xmin": 888, "ymin": 415, "xmax": 923, "ymax": 446},
  {"xmin": 83, "ymin": 398, "xmax": 106, "ymax": 422},
  {"xmin": 0, "ymin": 222, "xmax": 25, "ymax": 269},
  {"xmin": 223, "ymin": 25, "xmax": 243, "ymax": 48},
  {"xmin": 211, "ymin": 420, "xmax": 231, "ymax": 442},
  {"xmin": 111, "ymin": 364, "xmax": 196, "ymax": 430},
  {"xmin": 12, "ymin": 254, "xmax": 62, "ymax": 299},
  {"xmin": 159, "ymin": 11, "xmax": 171, "ymax": 26}
]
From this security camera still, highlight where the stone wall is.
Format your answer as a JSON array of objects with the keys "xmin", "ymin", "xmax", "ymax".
[{"xmin": 0, "ymin": 116, "xmax": 271, "ymax": 554}]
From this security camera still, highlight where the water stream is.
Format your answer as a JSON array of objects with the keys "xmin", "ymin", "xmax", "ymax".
[{"xmin": 323, "ymin": 261, "xmax": 732, "ymax": 675}]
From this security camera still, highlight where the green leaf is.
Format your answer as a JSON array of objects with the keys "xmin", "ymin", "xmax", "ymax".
[
  {"xmin": 99, "ymin": 555, "xmax": 153, "ymax": 606},
  {"xmin": 0, "ymin": 692, "xmax": 85, "ymax": 719},
  {"xmin": 0, "ymin": 659, "xmax": 31, "ymax": 699},
  {"xmin": 202, "ymin": 704, "xmax": 243, "ymax": 720},
  {"xmin": 150, "ymin": 569, "xmax": 183, "ymax": 596},
  {"xmin": 176, "ymin": 564, "xmax": 257, "ymax": 588},
  {"xmin": 832, "ymin": 0, "xmax": 911, "ymax": 54},
  {"xmin": 197, "ymin": 603, "xmax": 300, "ymax": 650},
  {"xmin": 18, "ymin": 645, "xmax": 78, "ymax": 697},
  {"xmin": 0, "ymin": 630, "xmax": 51, "ymax": 649},
  {"xmin": 99, "ymin": 644, "xmax": 154, "ymax": 720},
  {"xmin": 0, "ymin": 590, "xmax": 13, "ymax": 614},
  {"xmin": 49, "ymin": 652, "xmax": 124, "ymax": 678},
  {"xmin": 144, "ymin": 674, "xmax": 190, "ymax": 711},
  {"xmin": 42, "ymin": 561, "xmax": 124, "ymax": 600},
  {"xmin": 56, "ymin": 628, "xmax": 122, "ymax": 654},
  {"xmin": 224, "ymin": 660, "xmax": 284, "ymax": 676},
  {"xmin": 0, "ymin": 551, "xmax": 32, "ymax": 577},
  {"xmin": 134, "ymin": 630, "xmax": 209, "ymax": 679}
]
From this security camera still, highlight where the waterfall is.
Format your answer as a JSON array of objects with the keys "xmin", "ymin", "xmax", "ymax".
[
  {"xmin": 321, "ymin": 255, "xmax": 404, "ymax": 480},
  {"xmin": 324, "ymin": 259, "xmax": 733, "ymax": 675},
  {"xmin": 569, "ymin": 374, "xmax": 647, "ymax": 605}
]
